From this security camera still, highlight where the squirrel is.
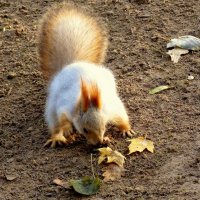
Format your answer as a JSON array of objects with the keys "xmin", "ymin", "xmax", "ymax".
[{"xmin": 38, "ymin": 3, "xmax": 134, "ymax": 147}]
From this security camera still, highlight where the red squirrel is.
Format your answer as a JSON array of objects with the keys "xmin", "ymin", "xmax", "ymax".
[{"xmin": 38, "ymin": 3, "xmax": 133, "ymax": 147}]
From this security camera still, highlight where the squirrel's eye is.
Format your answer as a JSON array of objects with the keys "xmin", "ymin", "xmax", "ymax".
[{"xmin": 83, "ymin": 128, "xmax": 88, "ymax": 134}]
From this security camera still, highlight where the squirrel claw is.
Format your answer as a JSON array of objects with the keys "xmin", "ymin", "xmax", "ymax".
[
  {"xmin": 63, "ymin": 128, "xmax": 73, "ymax": 137},
  {"xmin": 122, "ymin": 129, "xmax": 136, "ymax": 138},
  {"xmin": 103, "ymin": 136, "xmax": 111, "ymax": 143},
  {"xmin": 44, "ymin": 133, "xmax": 67, "ymax": 148}
]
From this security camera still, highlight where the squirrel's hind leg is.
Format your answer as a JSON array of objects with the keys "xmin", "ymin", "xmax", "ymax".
[
  {"xmin": 112, "ymin": 116, "xmax": 135, "ymax": 138},
  {"xmin": 44, "ymin": 113, "xmax": 73, "ymax": 148},
  {"xmin": 109, "ymin": 98, "xmax": 135, "ymax": 138}
]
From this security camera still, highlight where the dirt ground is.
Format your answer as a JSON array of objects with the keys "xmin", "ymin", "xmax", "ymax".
[{"xmin": 1, "ymin": 0, "xmax": 200, "ymax": 199}]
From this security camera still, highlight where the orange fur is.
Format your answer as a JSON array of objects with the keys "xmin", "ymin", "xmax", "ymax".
[
  {"xmin": 81, "ymin": 80, "xmax": 102, "ymax": 112},
  {"xmin": 113, "ymin": 116, "xmax": 131, "ymax": 131},
  {"xmin": 38, "ymin": 3, "xmax": 108, "ymax": 79},
  {"xmin": 45, "ymin": 113, "xmax": 74, "ymax": 147},
  {"xmin": 50, "ymin": 113, "xmax": 72, "ymax": 136},
  {"xmin": 90, "ymin": 83, "xmax": 102, "ymax": 109},
  {"xmin": 80, "ymin": 79, "xmax": 102, "ymax": 112}
]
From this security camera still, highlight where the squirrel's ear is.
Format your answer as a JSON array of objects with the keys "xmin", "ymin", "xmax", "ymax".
[
  {"xmin": 90, "ymin": 83, "xmax": 102, "ymax": 110},
  {"xmin": 81, "ymin": 79, "xmax": 89, "ymax": 112}
]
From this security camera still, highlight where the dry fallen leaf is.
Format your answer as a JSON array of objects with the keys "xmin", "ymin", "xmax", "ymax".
[
  {"xmin": 5, "ymin": 174, "xmax": 17, "ymax": 181},
  {"xmin": 128, "ymin": 137, "xmax": 154, "ymax": 154},
  {"xmin": 149, "ymin": 85, "xmax": 170, "ymax": 94},
  {"xmin": 98, "ymin": 147, "xmax": 125, "ymax": 167},
  {"xmin": 167, "ymin": 48, "xmax": 189, "ymax": 63},
  {"xmin": 53, "ymin": 178, "xmax": 69, "ymax": 189},
  {"xmin": 102, "ymin": 163, "xmax": 125, "ymax": 182}
]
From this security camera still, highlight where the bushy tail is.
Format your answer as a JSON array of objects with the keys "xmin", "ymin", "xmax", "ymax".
[{"xmin": 38, "ymin": 3, "xmax": 108, "ymax": 78}]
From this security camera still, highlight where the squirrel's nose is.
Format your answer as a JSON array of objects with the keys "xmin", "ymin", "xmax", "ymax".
[
  {"xmin": 87, "ymin": 137, "xmax": 103, "ymax": 145},
  {"xmin": 98, "ymin": 135, "xmax": 104, "ymax": 144},
  {"xmin": 87, "ymin": 139, "xmax": 100, "ymax": 145},
  {"xmin": 100, "ymin": 138, "xmax": 103, "ymax": 143}
]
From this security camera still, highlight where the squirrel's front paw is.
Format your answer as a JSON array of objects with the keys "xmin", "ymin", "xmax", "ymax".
[
  {"xmin": 44, "ymin": 131, "xmax": 67, "ymax": 148},
  {"xmin": 63, "ymin": 127, "xmax": 73, "ymax": 137},
  {"xmin": 103, "ymin": 136, "xmax": 111, "ymax": 144},
  {"xmin": 122, "ymin": 129, "xmax": 136, "ymax": 138}
]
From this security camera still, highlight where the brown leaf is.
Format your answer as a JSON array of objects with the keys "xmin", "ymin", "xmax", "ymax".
[
  {"xmin": 102, "ymin": 164, "xmax": 125, "ymax": 182},
  {"xmin": 53, "ymin": 178, "xmax": 70, "ymax": 189}
]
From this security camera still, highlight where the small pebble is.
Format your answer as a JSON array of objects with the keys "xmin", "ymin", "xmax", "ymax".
[
  {"xmin": 187, "ymin": 75, "xmax": 194, "ymax": 80},
  {"xmin": 27, "ymin": 127, "xmax": 33, "ymax": 131},
  {"xmin": 7, "ymin": 72, "xmax": 17, "ymax": 79},
  {"xmin": 5, "ymin": 174, "xmax": 17, "ymax": 181}
]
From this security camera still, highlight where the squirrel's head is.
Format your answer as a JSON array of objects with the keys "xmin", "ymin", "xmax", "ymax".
[
  {"xmin": 74, "ymin": 79, "xmax": 106, "ymax": 145},
  {"xmin": 80, "ymin": 107, "xmax": 105, "ymax": 145}
]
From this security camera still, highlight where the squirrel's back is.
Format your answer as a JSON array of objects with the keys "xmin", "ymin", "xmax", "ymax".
[{"xmin": 38, "ymin": 3, "xmax": 108, "ymax": 78}]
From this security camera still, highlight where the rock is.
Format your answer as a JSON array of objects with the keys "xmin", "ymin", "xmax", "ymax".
[
  {"xmin": 7, "ymin": 72, "xmax": 17, "ymax": 79},
  {"xmin": 187, "ymin": 75, "xmax": 194, "ymax": 80},
  {"xmin": 5, "ymin": 174, "xmax": 17, "ymax": 181}
]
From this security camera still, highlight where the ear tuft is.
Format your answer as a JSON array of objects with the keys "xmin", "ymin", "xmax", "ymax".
[
  {"xmin": 81, "ymin": 78, "xmax": 89, "ymax": 112},
  {"xmin": 90, "ymin": 83, "xmax": 102, "ymax": 109}
]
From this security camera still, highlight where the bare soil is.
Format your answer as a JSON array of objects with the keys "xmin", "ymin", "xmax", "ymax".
[{"xmin": 1, "ymin": 0, "xmax": 200, "ymax": 199}]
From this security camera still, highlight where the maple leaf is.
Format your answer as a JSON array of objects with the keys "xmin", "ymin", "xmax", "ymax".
[
  {"xmin": 128, "ymin": 137, "xmax": 154, "ymax": 154},
  {"xmin": 102, "ymin": 163, "xmax": 125, "ymax": 182},
  {"xmin": 98, "ymin": 147, "xmax": 125, "ymax": 167}
]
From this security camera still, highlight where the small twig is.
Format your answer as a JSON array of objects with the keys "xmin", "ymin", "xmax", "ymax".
[
  {"xmin": 144, "ymin": 133, "xmax": 148, "ymax": 140},
  {"xmin": 7, "ymin": 87, "xmax": 13, "ymax": 96},
  {"xmin": 90, "ymin": 153, "xmax": 95, "ymax": 179}
]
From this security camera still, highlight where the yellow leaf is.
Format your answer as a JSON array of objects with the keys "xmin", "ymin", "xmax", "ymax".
[
  {"xmin": 98, "ymin": 147, "xmax": 125, "ymax": 167},
  {"xmin": 98, "ymin": 147, "xmax": 113, "ymax": 165},
  {"xmin": 128, "ymin": 137, "xmax": 154, "ymax": 154}
]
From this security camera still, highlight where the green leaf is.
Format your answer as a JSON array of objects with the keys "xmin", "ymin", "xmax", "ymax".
[
  {"xmin": 70, "ymin": 176, "xmax": 101, "ymax": 195},
  {"xmin": 149, "ymin": 85, "xmax": 170, "ymax": 94},
  {"xmin": 167, "ymin": 35, "xmax": 200, "ymax": 51}
]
